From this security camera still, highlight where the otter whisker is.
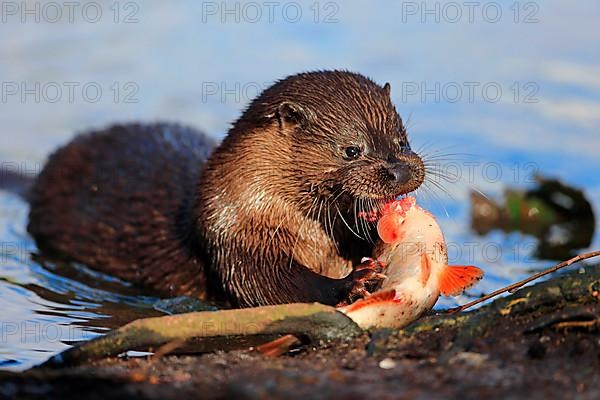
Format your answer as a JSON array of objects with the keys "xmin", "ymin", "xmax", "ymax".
[
  {"xmin": 364, "ymin": 197, "xmax": 378, "ymax": 243},
  {"xmin": 422, "ymin": 161, "xmax": 466, "ymax": 169},
  {"xmin": 331, "ymin": 201, "xmax": 342, "ymax": 252},
  {"xmin": 330, "ymin": 186, "xmax": 346, "ymax": 204},
  {"xmin": 425, "ymin": 169, "xmax": 461, "ymax": 184},
  {"xmin": 421, "ymin": 181, "xmax": 451, "ymax": 218},
  {"xmin": 412, "ymin": 185, "xmax": 436, "ymax": 212},
  {"xmin": 419, "ymin": 148, "xmax": 477, "ymax": 172},
  {"xmin": 357, "ymin": 197, "xmax": 368, "ymax": 241},
  {"xmin": 324, "ymin": 197, "xmax": 340, "ymax": 254},
  {"xmin": 414, "ymin": 141, "xmax": 439, "ymax": 158},
  {"xmin": 422, "ymin": 155, "xmax": 489, "ymax": 202},
  {"xmin": 358, "ymin": 197, "xmax": 375, "ymax": 244},
  {"xmin": 335, "ymin": 205, "xmax": 364, "ymax": 240},
  {"xmin": 425, "ymin": 175, "xmax": 455, "ymax": 201},
  {"xmin": 421, "ymin": 152, "xmax": 476, "ymax": 160},
  {"xmin": 412, "ymin": 185, "xmax": 426, "ymax": 203},
  {"xmin": 418, "ymin": 142, "xmax": 472, "ymax": 156},
  {"xmin": 353, "ymin": 195, "xmax": 369, "ymax": 241},
  {"xmin": 353, "ymin": 196, "xmax": 359, "ymax": 227}
]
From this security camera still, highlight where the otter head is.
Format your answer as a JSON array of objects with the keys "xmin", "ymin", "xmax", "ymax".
[{"xmin": 247, "ymin": 71, "xmax": 424, "ymax": 214}]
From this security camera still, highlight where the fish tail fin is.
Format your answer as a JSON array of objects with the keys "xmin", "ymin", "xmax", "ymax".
[{"xmin": 440, "ymin": 265, "xmax": 484, "ymax": 297}]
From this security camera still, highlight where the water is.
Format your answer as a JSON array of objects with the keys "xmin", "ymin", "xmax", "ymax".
[{"xmin": 1, "ymin": 0, "xmax": 599, "ymax": 370}]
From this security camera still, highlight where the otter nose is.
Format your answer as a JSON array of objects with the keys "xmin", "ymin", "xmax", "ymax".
[{"xmin": 386, "ymin": 160, "xmax": 411, "ymax": 184}]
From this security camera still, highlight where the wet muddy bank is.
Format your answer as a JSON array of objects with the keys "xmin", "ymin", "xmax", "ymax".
[{"xmin": 1, "ymin": 264, "xmax": 598, "ymax": 400}]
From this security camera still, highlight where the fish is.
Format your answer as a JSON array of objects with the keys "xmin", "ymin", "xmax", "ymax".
[{"xmin": 339, "ymin": 196, "xmax": 484, "ymax": 329}]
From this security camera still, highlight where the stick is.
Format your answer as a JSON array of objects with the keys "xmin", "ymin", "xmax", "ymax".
[
  {"xmin": 38, "ymin": 302, "xmax": 362, "ymax": 368},
  {"xmin": 447, "ymin": 250, "xmax": 600, "ymax": 314}
]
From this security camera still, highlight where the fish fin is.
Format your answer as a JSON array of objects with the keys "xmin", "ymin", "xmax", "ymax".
[
  {"xmin": 377, "ymin": 214, "xmax": 404, "ymax": 244},
  {"xmin": 342, "ymin": 289, "xmax": 398, "ymax": 313},
  {"xmin": 439, "ymin": 265, "xmax": 484, "ymax": 297},
  {"xmin": 256, "ymin": 334, "xmax": 301, "ymax": 358}
]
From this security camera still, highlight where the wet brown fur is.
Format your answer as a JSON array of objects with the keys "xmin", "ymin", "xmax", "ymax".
[
  {"xmin": 28, "ymin": 71, "xmax": 425, "ymax": 307},
  {"xmin": 28, "ymin": 123, "xmax": 216, "ymax": 298}
]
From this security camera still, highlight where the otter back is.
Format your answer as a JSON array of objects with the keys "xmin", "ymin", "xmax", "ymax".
[{"xmin": 28, "ymin": 123, "xmax": 216, "ymax": 298}]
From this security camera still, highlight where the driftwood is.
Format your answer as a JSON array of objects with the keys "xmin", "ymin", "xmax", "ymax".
[{"xmin": 39, "ymin": 303, "xmax": 361, "ymax": 368}]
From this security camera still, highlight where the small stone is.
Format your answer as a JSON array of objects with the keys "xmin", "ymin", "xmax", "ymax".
[
  {"xmin": 378, "ymin": 358, "xmax": 396, "ymax": 369},
  {"xmin": 539, "ymin": 335, "xmax": 551, "ymax": 343},
  {"xmin": 448, "ymin": 351, "xmax": 489, "ymax": 366}
]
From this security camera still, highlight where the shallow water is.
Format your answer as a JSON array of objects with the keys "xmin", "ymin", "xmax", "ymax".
[{"xmin": 1, "ymin": 0, "xmax": 599, "ymax": 370}]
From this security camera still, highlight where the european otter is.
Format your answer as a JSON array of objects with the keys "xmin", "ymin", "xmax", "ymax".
[{"xmin": 27, "ymin": 71, "xmax": 425, "ymax": 307}]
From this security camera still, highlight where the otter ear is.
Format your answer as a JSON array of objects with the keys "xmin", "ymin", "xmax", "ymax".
[
  {"xmin": 275, "ymin": 101, "xmax": 311, "ymax": 129},
  {"xmin": 383, "ymin": 82, "xmax": 391, "ymax": 97}
]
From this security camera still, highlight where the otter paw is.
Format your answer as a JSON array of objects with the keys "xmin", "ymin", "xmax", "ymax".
[{"xmin": 339, "ymin": 258, "xmax": 387, "ymax": 306}]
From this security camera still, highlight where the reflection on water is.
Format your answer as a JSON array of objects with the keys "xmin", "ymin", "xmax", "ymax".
[
  {"xmin": 0, "ymin": 192, "xmax": 162, "ymax": 370},
  {"xmin": 1, "ymin": 0, "xmax": 599, "ymax": 371},
  {"xmin": 471, "ymin": 176, "xmax": 596, "ymax": 260}
]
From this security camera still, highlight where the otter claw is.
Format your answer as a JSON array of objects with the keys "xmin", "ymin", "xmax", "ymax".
[{"xmin": 344, "ymin": 257, "xmax": 387, "ymax": 304}]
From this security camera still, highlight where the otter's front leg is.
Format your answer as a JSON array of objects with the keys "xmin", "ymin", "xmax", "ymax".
[
  {"xmin": 276, "ymin": 258, "xmax": 386, "ymax": 307},
  {"xmin": 243, "ymin": 259, "xmax": 385, "ymax": 306},
  {"xmin": 223, "ymin": 255, "xmax": 385, "ymax": 307}
]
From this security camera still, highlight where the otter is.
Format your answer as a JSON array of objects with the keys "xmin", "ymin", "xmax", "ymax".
[{"xmin": 26, "ymin": 71, "xmax": 425, "ymax": 307}]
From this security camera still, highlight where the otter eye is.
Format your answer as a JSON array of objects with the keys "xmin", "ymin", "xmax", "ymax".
[{"xmin": 343, "ymin": 146, "xmax": 361, "ymax": 160}]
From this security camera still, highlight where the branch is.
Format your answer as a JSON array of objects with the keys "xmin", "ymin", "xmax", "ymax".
[
  {"xmin": 447, "ymin": 250, "xmax": 600, "ymax": 314},
  {"xmin": 38, "ymin": 302, "xmax": 361, "ymax": 368}
]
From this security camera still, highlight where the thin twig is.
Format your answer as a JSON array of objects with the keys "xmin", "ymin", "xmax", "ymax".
[{"xmin": 447, "ymin": 250, "xmax": 600, "ymax": 314}]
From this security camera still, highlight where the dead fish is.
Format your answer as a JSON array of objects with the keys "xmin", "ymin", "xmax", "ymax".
[{"xmin": 340, "ymin": 196, "xmax": 484, "ymax": 329}]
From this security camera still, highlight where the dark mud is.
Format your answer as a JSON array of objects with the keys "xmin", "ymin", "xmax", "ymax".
[{"xmin": 1, "ymin": 265, "xmax": 598, "ymax": 400}]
